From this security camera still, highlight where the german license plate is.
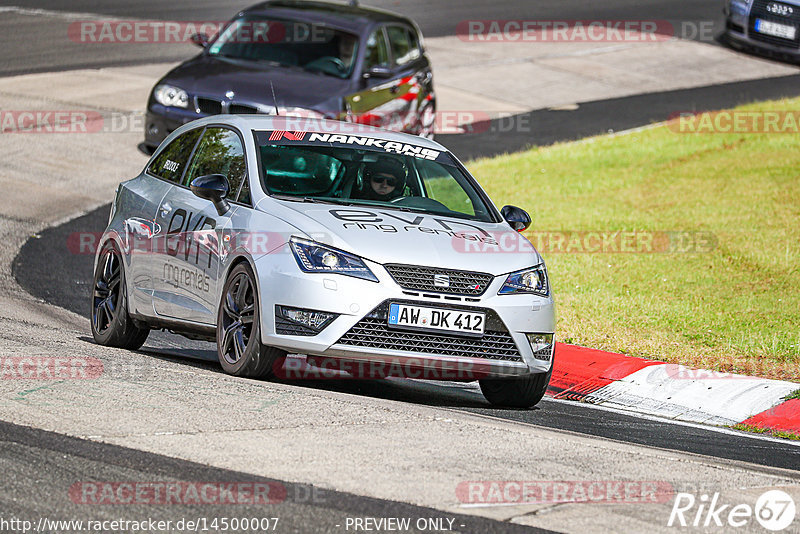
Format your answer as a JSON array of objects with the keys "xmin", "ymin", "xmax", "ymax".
[
  {"xmin": 755, "ymin": 19, "xmax": 797, "ymax": 39},
  {"xmin": 388, "ymin": 303, "xmax": 485, "ymax": 335}
]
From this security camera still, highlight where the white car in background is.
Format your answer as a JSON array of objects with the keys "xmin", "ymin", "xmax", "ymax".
[{"xmin": 92, "ymin": 115, "xmax": 555, "ymax": 407}]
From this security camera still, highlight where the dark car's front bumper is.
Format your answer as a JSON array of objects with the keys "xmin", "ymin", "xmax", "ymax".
[{"xmin": 724, "ymin": 0, "xmax": 800, "ymax": 61}]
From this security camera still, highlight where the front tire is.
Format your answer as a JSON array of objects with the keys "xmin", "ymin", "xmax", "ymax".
[
  {"xmin": 217, "ymin": 262, "xmax": 285, "ymax": 378},
  {"xmin": 479, "ymin": 353, "xmax": 554, "ymax": 408},
  {"xmin": 91, "ymin": 242, "xmax": 149, "ymax": 350}
]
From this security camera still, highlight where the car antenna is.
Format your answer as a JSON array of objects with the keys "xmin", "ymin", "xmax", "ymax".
[{"xmin": 270, "ymin": 80, "xmax": 279, "ymax": 115}]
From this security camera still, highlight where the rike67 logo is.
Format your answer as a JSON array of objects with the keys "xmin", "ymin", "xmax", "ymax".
[{"xmin": 668, "ymin": 490, "xmax": 796, "ymax": 531}]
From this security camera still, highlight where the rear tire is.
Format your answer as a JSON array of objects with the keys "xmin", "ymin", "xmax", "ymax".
[
  {"xmin": 479, "ymin": 351, "xmax": 554, "ymax": 408},
  {"xmin": 91, "ymin": 242, "xmax": 149, "ymax": 350},
  {"xmin": 217, "ymin": 262, "xmax": 285, "ymax": 378}
]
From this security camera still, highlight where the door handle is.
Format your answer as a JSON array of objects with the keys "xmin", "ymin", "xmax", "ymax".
[
  {"xmin": 160, "ymin": 202, "xmax": 173, "ymax": 217},
  {"xmin": 390, "ymin": 84, "xmax": 400, "ymax": 94}
]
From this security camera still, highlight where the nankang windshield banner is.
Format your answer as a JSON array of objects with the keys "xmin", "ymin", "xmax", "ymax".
[{"xmin": 255, "ymin": 130, "xmax": 450, "ymax": 163}]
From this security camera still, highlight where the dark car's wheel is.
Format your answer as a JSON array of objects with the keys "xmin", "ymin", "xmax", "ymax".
[
  {"xmin": 91, "ymin": 242, "xmax": 149, "ymax": 349},
  {"xmin": 479, "ymin": 351, "xmax": 555, "ymax": 408},
  {"xmin": 217, "ymin": 262, "xmax": 285, "ymax": 378}
]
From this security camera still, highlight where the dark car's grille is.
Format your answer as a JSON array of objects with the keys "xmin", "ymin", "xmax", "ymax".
[
  {"xmin": 195, "ymin": 98, "xmax": 261, "ymax": 116},
  {"xmin": 196, "ymin": 97, "xmax": 223, "ymax": 115},
  {"xmin": 229, "ymin": 104, "xmax": 259, "ymax": 114},
  {"xmin": 337, "ymin": 301, "xmax": 523, "ymax": 362},
  {"xmin": 384, "ymin": 264, "xmax": 494, "ymax": 296},
  {"xmin": 749, "ymin": 0, "xmax": 800, "ymax": 48}
]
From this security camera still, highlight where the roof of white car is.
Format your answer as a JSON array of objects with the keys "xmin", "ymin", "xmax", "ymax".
[{"xmin": 184, "ymin": 114, "xmax": 447, "ymax": 151}]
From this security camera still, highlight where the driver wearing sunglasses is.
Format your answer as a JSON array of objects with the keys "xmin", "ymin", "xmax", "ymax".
[{"xmin": 359, "ymin": 156, "xmax": 407, "ymax": 202}]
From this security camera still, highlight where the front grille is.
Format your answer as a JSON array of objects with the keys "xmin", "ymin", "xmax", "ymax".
[
  {"xmin": 275, "ymin": 316, "xmax": 318, "ymax": 336},
  {"xmin": 229, "ymin": 104, "xmax": 259, "ymax": 114},
  {"xmin": 749, "ymin": 0, "xmax": 800, "ymax": 48},
  {"xmin": 337, "ymin": 301, "xmax": 523, "ymax": 362},
  {"xmin": 196, "ymin": 97, "xmax": 223, "ymax": 115},
  {"xmin": 384, "ymin": 264, "xmax": 494, "ymax": 296}
]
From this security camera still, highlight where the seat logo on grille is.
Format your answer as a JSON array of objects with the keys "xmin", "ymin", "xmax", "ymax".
[
  {"xmin": 767, "ymin": 2, "xmax": 794, "ymax": 16},
  {"xmin": 433, "ymin": 274, "xmax": 450, "ymax": 288}
]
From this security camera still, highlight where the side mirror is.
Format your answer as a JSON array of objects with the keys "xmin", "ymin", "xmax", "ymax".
[
  {"xmin": 190, "ymin": 174, "xmax": 230, "ymax": 215},
  {"xmin": 501, "ymin": 205, "xmax": 531, "ymax": 232},
  {"xmin": 362, "ymin": 65, "xmax": 392, "ymax": 80},
  {"xmin": 190, "ymin": 32, "xmax": 210, "ymax": 48}
]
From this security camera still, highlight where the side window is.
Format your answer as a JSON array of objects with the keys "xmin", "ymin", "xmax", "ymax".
[
  {"xmin": 363, "ymin": 27, "xmax": 390, "ymax": 70},
  {"xmin": 386, "ymin": 26, "xmax": 419, "ymax": 66},
  {"xmin": 184, "ymin": 127, "xmax": 250, "ymax": 204},
  {"xmin": 147, "ymin": 128, "xmax": 202, "ymax": 183}
]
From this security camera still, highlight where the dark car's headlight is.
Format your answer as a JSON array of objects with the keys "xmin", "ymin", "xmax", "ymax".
[
  {"xmin": 290, "ymin": 237, "xmax": 378, "ymax": 282},
  {"xmin": 153, "ymin": 84, "xmax": 189, "ymax": 108},
  {"xmin": 499, "ymin": 265, "xmax": 549, "ymax": 296}
]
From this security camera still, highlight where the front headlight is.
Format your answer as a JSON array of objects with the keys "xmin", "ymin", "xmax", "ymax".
[
  {"xmin": 498, "ymin": 265, "xmax": 549, "ymax": 296},
  {"xmin": 289, "ymin": 237, "xmax": 378, "ymax": 282},
  {"xmin": 729, "ymin": 0, "xmax": 752, "ymax": 12},
  {"xmin": 153, "ymin": 84, "xmax": 189, "ymax": 108}
]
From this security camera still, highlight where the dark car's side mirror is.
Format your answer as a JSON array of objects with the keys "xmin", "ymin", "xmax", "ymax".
[
  {"xmin": 190, "ymin": 32, "xmax": 210, "ymax": 48},
  {"xmin": 501, "ymin": 205, "xmax": 531, "ymax": 232},
  {"xmin": 362, "ymin": 65, "xmax": 392, "ymax": 80},
  {"xmin": 191, "ymin": 174, "xmax": 230, "ymax": 215}
]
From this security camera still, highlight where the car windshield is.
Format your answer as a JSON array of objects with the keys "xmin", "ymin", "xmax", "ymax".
[
  {"xmin": 255, "ymin": 133, "xmax": 496, "ymax": 223},
  {"xmin": 207, "ymin": 16, "xmax": 358, "ymax": 79}
]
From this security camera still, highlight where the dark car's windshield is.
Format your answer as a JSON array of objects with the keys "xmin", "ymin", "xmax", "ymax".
[
  {"xmin": 255, "ymin": 133, "xmax": 496, "ymax": 223},
  {"xmin": 208, "ymin": 16, "xmax": 358, "ymax": 79}
]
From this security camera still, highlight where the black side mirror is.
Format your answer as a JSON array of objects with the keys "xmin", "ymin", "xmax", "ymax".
[
  {"xmin": 501, "ymin": 205, "xmax": 531, "ymax": 232},
  {"xmin": 191, "ymin": 174, "xmax": 230, "ymax": 215},
  {"xmin": 190, "ymin": 32, "xmax": 210, "ymax": 48},
  {"xmin": 363, "ymin": 65, "xmax": 392, "ymax": 80}
]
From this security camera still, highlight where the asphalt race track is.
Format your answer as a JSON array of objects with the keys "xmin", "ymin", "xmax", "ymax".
[
  {"xmin": 3, "ymin": 1, "xmax": 800, "ymax": 532},
  {"xmin": 0, "ymin": 420, "xmax": 552, "ymax": 534},
  {"xmin": 0, "ymin": 0, "xmax": 722, "ymax": 75}
]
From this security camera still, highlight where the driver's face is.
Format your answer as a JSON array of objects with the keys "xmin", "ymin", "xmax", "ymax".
[{"xmin": 370, "ymin": 173, "xmax": 397, "ymax": 196}]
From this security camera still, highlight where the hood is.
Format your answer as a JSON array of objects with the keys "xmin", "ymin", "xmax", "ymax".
[
  {"xmin": 263, "ymin": 200, "xmax": 543, "ymax": 276},
  {"xmin": 162, "ymin": 55, "xmax": 350, "ymax": 111}
]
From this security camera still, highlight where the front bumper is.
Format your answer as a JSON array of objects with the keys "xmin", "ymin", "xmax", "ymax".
[
  {"xmin": 254, "ymin": 244, "xmax": 556, "ymax": 379},
  {"xmin": 724, "ymin": 3, "xmax": 800, "ymax": 61}
]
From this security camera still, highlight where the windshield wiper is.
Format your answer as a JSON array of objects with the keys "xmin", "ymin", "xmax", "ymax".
[{"xmin": 272, "ymin": 195, "xmax": 355, "ymax": 206}]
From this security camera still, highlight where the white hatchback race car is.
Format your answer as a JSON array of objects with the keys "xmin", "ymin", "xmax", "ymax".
[{"xmin": 92, "ymin": 115, "xmax": 555, "ymax": 407}]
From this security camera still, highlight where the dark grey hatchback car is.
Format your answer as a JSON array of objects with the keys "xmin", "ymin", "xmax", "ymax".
[{"xmin": 144, "ymin": 0, "xmax": 436, "ymax": 151}]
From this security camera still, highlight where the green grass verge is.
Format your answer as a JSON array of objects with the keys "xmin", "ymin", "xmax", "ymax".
[
  {"xmin": 467, "ymin": 98, "xmax": 800, "ymax": 381},
  {"xmin": 731, "ymin": 423, "xmax": 800, "ymax": 441}
]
